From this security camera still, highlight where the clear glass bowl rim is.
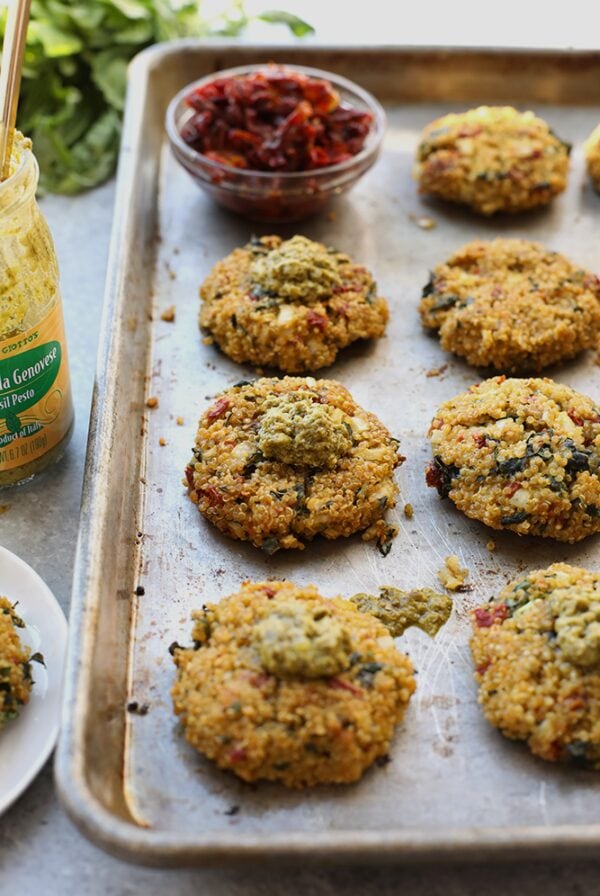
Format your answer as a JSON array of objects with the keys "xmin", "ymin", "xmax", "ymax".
[{"xmin": 165, "ymin": 62, "xmax": 387, "ymax": 183}]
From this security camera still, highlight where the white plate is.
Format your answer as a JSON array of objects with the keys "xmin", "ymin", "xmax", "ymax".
[{"xmin": 0, "ymin": 545, "xmax": 67, "ymax": 815}]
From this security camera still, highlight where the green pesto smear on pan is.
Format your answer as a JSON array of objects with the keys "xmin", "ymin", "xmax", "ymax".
[{"xmin": 350, "ymin": 586, "xmax": 452, "ymax": 638}]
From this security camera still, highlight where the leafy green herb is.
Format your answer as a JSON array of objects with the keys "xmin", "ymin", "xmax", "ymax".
[
  {"xmin": 357, "ymin": 661, "xmax": 384, "ymax": 688},
  {"xmin": 293, "ymin": 480, "xmax": 308, "ymax": 516},
  {"xmin": 256, "ymin": 10, "xmax": 314, "ymax": 36},
  {"xmin": 365, "ymin": 282, "xmax": 377, "ymax": 305},
  {"xmin": 563, "ymin": 439, "xmax": 590, "ymax": 474},
  {"xmin": 548, "ymin": 476, "xmax": 566, "ymax": 493},
  {"xmin": 168, "ymin": 640, "xmax": 184, "ymax": 656},
  {"xmin": 242, "ymin": 449, "xmax": 263, "ymax": 478},
  {"xmin": 430, "ymin": 295, "xmax": 459, "ymax": 312},
  {"xmin": 500, "ymin": 511, "xmax": 528, "ymax": 525},
  {"xmin": 375, "ymin": 524, "xmax": 397, "ymax": 557},
  {"xmin": 506, "ymin": 579, "xmax": 534, "ymax": 614},
  {"xmin": 494, "ymin": 455, "xmax": 527, "ymax": 476},
  {"xmin": 421, "ymin": 275, "xmax": 435, "ymax": 298},
  {"xmin": 0, "ymin": 1, "xmax": 313, "ymax": 194},
  {"xmin": 428, "ymin": 455, "xmax": 460, "ymax": 498},
  {"xmin": 565, "ymin": 740, "xmax": 593, "ymax": 768}
]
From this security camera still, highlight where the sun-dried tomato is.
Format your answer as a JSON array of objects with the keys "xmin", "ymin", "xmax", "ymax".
[
  {"xmin": 328, "ymin": 677, "xmax": 363, "ymax": 696},
  {"xmin": 201, "ymin": 485, "xmax": 224, "ymax": 507},
  {"xmin": 474, "ymin": 604, "xmax": 510, "ymax": 628},
  {"xmin": 228, "ymin": 747, "xmax": 248, "ymax": 763},
  {"xmin": 306, "ymin": 309, "xmax": 328, "ymax": 330},
  {"xmin": 181, "ymin": 65, "xmax": 373, "ymax": 172},
  {"xmin": 206, "ymin": 397, "xmax": 230, "ymax": 421}
]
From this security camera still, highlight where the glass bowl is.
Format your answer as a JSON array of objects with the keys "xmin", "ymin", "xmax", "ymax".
[{"xmin": 165, "ymin": 63, "xmax": 386, "ymax": 224}]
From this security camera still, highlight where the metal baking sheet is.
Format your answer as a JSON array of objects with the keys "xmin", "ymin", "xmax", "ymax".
[{"xmin": 56, "ymin": 42, "xmax": 600, "ymax": 866}]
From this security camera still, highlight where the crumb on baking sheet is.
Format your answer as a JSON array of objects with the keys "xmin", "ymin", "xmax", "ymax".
[
  {"xmin": 438, "ymin": 554, "xmax": 470, "ymax": 592},
  {"xmin": 486, "ymin": 539, "xmax": 496, "ymax": 552},
  {"xmin": 409, "ymin": 213, "xmax": 437, "ymax": 230},
  {"xmin": 426, "ymin": 364, "xmax": 448, "ymax": 378},
  {"xmin": 159, "ymin": 437, "xmax": 167, "ymax": 446},
  {"xmin": 176, "ymin": 416, "xmax": 184, "ymax": 426},
  {"xmin": 126, "ymin": 700, "xmax": 150, "ymax": 715},
  {"xmin": 0, "ymin": 504, "xmax": 10, "ymax": 514},
  {"xmin": 160, "ymin": 305, "xmax": 176, "ymax": 322},
  {"xmin": 403, "ymin": 503, "xmax": 414, "ymax": 519},
  {"xmin": 146, "ymin": 396, "xmax": 159, "ymax": 409}
]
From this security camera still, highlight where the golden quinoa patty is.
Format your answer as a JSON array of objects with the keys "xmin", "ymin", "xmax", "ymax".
[
  {"xmin": 420, "ymin": 239, "xmax": 600, "ymax": 373},
  {"xmin": 186, "ymin": 376, "xmax": 402, "ymax": 553},
  {"xmin": 426, "ymin": 376, "xmax": 600, "ymax": 542},
  {"xmin": 0, "ymin": 597, "xmax": 33, "ymax": 729},
  {"xmin": 171, "ymin": 581, "xmax": 416, "ymax": 787},
  {"xmin": 199, "ymin": 235, "xmax": 388, "ymax": 373},
  {"xmin": 414, "ymin": 106, "xmax": 570, "ymax": 215},
  {"xmin": 585, "ymin": 124, "xmax": 600, "ymax": 193},
  {"xmin": 471, "ymin": 564, "xmax": 600, "ymax": 769}
]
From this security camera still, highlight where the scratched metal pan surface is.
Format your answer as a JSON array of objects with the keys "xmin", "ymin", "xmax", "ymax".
[{"xmin": 56, "ymin": 42, "xmax": 600, "ymax": 866}]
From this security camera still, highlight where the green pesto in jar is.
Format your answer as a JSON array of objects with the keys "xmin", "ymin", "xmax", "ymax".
[{"xmin": 0, "ymin": 132, "xmax": 74, "ymax": 486}]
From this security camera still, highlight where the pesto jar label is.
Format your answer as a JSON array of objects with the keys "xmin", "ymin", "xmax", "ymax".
[{"xmin": 0, "ymin": 300, "xmax": 73, "ymax": 472}]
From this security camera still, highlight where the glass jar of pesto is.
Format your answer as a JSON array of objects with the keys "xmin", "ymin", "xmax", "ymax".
[{"xmin": 0, "ymin": 132, "xmax": 73, "ymax": 486}]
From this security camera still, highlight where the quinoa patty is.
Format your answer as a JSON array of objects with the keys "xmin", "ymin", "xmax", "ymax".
[
  {"xmin": 0, "ymin": 597, "xmax": 33, "ymax": 729},
  {"xmin": 426, "ymin": 376, "xmax": 600, "ymax": 542},
  {"xmin": 420, "ymin": 239, "xmax": 600, "ymax": 372},
  {"xmin": 199, "ymin": 235, "xmax": 388, "ymax": 373},
  {"xmin": 186, "ymin": 376, "xmax": 402, "ymax": 553},
  {"xmin": 585, "ymin": 123, "xmax": 600, "ymax": 193},
  {"xmin": 470, "ymin": 563, "xmax": 600, "ymax": 769},
  {"xmin": 414, "ymin": 106, "xmax": 570, "ymax": 215},
  {"xmin": 171, "ymin": 581, "xmax": 416, "ymax": 787}
]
